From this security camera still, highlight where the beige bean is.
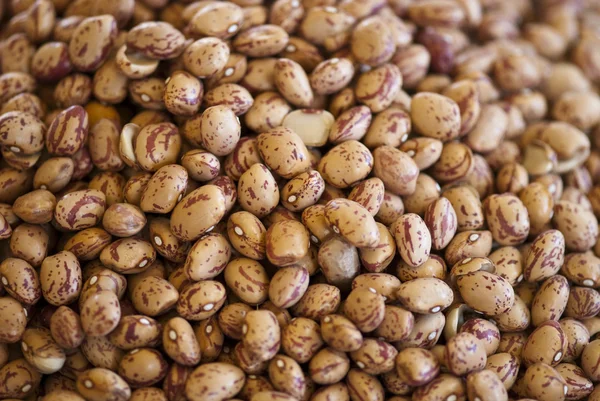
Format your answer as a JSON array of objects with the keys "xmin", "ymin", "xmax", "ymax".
[
  {"xmin": 224, "ymin": 258, "xmax": 269, "ymax": 305},
  {"xmin": 21, "ymin": 327, "xmax": 66, "ymax": 374},
  {"xmin": 257, "ymin": 127, "xmax": 311, "ymax": 179},
  {"xmin": 131, "ymin": 276, "xmax": 179, "ymax": 316},
  {"xmin": 395, "ymin": 348, "xmax": 439, "ymax": 387},
  {"xmin": 344, "ymin": 287, "xmax": 385, "ymax": 333},
  {"xmin": 483, "ymin": 193, "xmax": 530, "ymax": 246},
  {"xmin": 397, "ymin": 278, "xmax": 453, "ymax": 314},
  {"xmin": 524, "ymin": 230, "xmax": 565, "ymax": 282},
  {"xmin": 456, "ymin": 271, "xmax": 515, "ymax": 315},
  {"xmin": 76, "ymin": 368, "xmax": 131, "ymax": 401},
  {"xmin": 523, "ymin": 363, "xmax": 567, "ymax": 401},
  {"xmin": 292, "ymin": 283, "xmax": 341, "ymax": 321},
  {"xmin": 318, "ymin": 140, "xmax": 373, "ymax": 189},
  {"xmin": 140, "ymin": 164, "xmax": 188, "ymax": 214},
  {"xmin": 393, "ymin": 213, "xmax": 432, "ymax": 267},
  {"xmin": 310, "ymin": 348, "xmax": 350, "ymax": 384},
  {"xmin": 411, "ymin": 92, "xmax": 461, "ymax": 141},
  {"xmin": 237, "ymin": 163, "xmax": 280, "ymax": 218},
  {"xmin": 80, "ymin": 290, "xmax": 121, "ymax": 337},
  {"xmin": 0, "ymin": 258, "xmax": 41, "ymax": 305},
  {"xmin": 372, "ymin": 146, "xmax": 419, "ymax": 196},
  {"xmin": 68, "ymin": 16, "xmax": 117, "ymax": 72},
  {"xmin": 170, "ymin": 185, "xmax": 226, "ymax": 241},
  {"xmin": 49, "ymin": 306, "xmax": 84, "ymax": 350},
  {"xmin": 355, "ymin": 64, "xmax": 402, "ymax": 113},
  {"xmin": 0, "ymin": 359, "xmax": 41, "ymax": 398},
  {"xmin": 108, "ymin": 315, "xmax": 161, "ymax": 350}
]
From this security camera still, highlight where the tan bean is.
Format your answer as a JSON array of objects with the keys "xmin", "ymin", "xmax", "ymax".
[
  {"xmin": 140, "ymin": 164, "xmax": 188, "ymax": 214},
  {"xmin": 483, "ymin": 193, "xmax": 530, "ymax": 246},
  {"xmin": 134, "ymin": 123, "xmax": 181, "ymax": 172},
  {"xmin": 268, "ymin": 267, "xmax": 309, "ymax": 309},
  {"xmin": 242, "ymin": 310, "xmax": 281, "ymax": 362},
  {"xmin": 344, "ymin": 287, "xmax": 385, "ymax": 333},
  {"xmin": 170, "ymin": 185, "xmax": 226, "ymax": 241},
  {"xmin": 318, "ymin": 140, "xmax": 373, "ymax": 189},
  {"xmin": 164, "ymin": 71, "xmax": 202, "ymax": 117},
  {"xmin": 21, "ymin": 327, "xmax": 66, "ymax": 374},
  {"xmin": 268, "ymin": 355, "xmax": 306, "ymax": 399},
  {"xmin": 397, "ymin": 278, "xmax": 453, "ymax": 314},
  {"xmin": 524, "ymin": 230, "xmax": 565, "ymax": 282},
  {"xmin": 237, "ymin": 163, "xmax": 280, "ymax": 218},
  {"xmin": 0, "ymin": 359, "xmax": 42, "ymax": 399},
  {"xmin": 234, "ymin": 24, "xmax": 289, "ymax": 57},
  {"xmin": 0, "ymin": 297, "xmax": 28, "ymax": 343},
  {"xmin": 108, "ymin": 315, "xmax": 161, "ymax": 350},
  {"xmin": 395, "ymin": 348, "xmax": 439, "ymax": 386},
  {"xmin": 281, "ymin": 317, "xmax": 323, "ymax": 363},
  {"xmin": 393, "ymin": 213, "xmax": 432, "ymax": 267},
  {"xmin": 411, "ymin": 92, "xmax": 461, "ymax": 141},
  {"xmin": 102, "ymin": 203, "xmax": 146, "ymax": 237},
  {"xmin": 181, "ymin": 232, "xmax": 229, "ymax": 281},
  {"xmin": 131, "ymin": 276, "xmax": 179, "ymax": 317},
  {"xmin": 292, "ymin": 283, "xmax": 341, "ymax": 320},
  {"xmin": 0, "ymin": 258, "xmax": 41, "ymax": 305},
  {"xmin": 118, "ymin": 348, "xmax": 168, "ymax": 388},
  {"xmin": 309, "ymin": 348, "xmax": 350, "ymax": 384},
  {"xmin": 81, "ymin": 335, "xmax": 124, "ymax": 371},
  {"xmin": 372, "ymin": 146, "xmax": 419, "ymax": 196},
  {"xmin": 199, "ymin": 105, "xmax": 241, "ymax": 157},
  {"xmin": 40, "ymin": 251, "xmax": 82, "ymax": 306},
  {"xmin": 76, "ymin": 368, "xmax": 131, "ymax": 401},
  {"xmin": 224, "ymin": 258, "xmax": 269, "ymax": 305},
  {"xmin": 310, "ymin": 58, "xmax": 355, "ymax": 95},
  {"xmin": 49, "ymin": 306, "xmax": 84, "ymax": 350},
  {"xmin": 68, "ymin": 16, "xmax": 117, "ymax": 72},
  {"xmin": 204, "ymin": 83, "xmax": 254, "ymax": 116},
  {"xmin": 523, "ymin": 363, "xmax": 567, "ymax": 401},
  {"xmin": 0, "ymin": 111, "xmax": 45, "ymax": 155},
  {"xmin": 456, "ymin": 271, "xmax": 515, "ymax": 315},
  {"xmin": 258, "ymin": 127, "xmax": 311, "ymax": 179},
  {"xmin": 126, "ymin": 21, "xmax": 185, "ymax": 60},
  {"xmin": 445, "ymin": 230, "xmax": 493, "ymax": 266},
  {"xmin": 177, "ymin": 280, "xmax": 226, "ymax": 320},
  {"xmin": 281, "ymin": 170, "xmax": 325, "ymax": 212},
  {"xmin": 522, "ymin": 320, "xmax": 568, "ymax": 367}
]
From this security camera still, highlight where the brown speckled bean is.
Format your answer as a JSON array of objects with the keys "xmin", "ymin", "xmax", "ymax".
[
  {"xmin": 355, "ymin": 64, "xmax": 402, "ymax": 113},
  {"xmin": 40, "ymin": 251, "xmax": 82, "ymax": 306},
  {"xmin": 0, "ymin": 111, "xmax": 46, "ymax": 155},
  {"xmin": 177, "ymin": 280, "xmax": 226, "ymax": 321},
  {"xmin": 456, "ymin": 271, "xmax": 515, "ymax": 315},
  {"xmin": 318, "ymin": 140, "xmax": 373, "ymax": 189},
  {"xmin": 126, "ymin": 22, "xmax": 185, "ymax": 60},
  {"xmin": 292, "ymin": 283, "xmax": 341, "ymax": 320},
  {"xmin": 0, "ymin": 359, "xmax": 42, "ymax": 399},
  {"xmin": 76, "ymin": 368, "xmax": 131, "ymax": 401},
  {"xmin": 68, "ymin": 15, "xmax": 117, "ymax": 72},
  {"xmin": 140, "ymin": 164, "xmax": 188, "ymax": 214},
  {"xmin": 393, "ymin": 213, "xmax": 432, "ymax": 268},
  {"xmin": 107, "ymin": 315, "xmax": 162, "ymax": 350},
  {"xmin": 395, "ymin": 348, "xmax": 439, "ymax": 387},
  {"xmin": 344, "ymin": 287, "xmax": 385, "ymax": 333},
  {"xmin": 0, "ymin": 297, "xmax": 28, "ymax": 343},
  {"xmin": 49, "ymin": 306, "xmax": 85, "ymax": 350},
  {"xmin": 131, "ymin": 276, "xmax": 179, "ymax": 317},
  {"xmin": 237, "ymin": 163, "xmax": 280, "ymax": 218},
  {"xmin": 0, "ymin": 258, "xmax": 40, "ymax": 305},
  {"xmin": 170, "ymin": 185, "xmax": 226, "ymax": 241}
]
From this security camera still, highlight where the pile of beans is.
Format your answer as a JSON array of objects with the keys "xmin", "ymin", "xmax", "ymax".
[{"xmin": 2, "ymin": 0, "xmax": 600, "ymax": 400}]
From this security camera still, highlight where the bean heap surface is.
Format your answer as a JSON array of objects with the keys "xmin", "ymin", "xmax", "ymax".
[{"xmin": 1, "ymin": 0, "xmax": 600, "ymax": 401}]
